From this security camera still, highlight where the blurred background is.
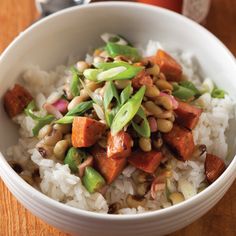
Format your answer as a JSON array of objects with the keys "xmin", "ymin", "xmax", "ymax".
[
  {"xmin": 0, "ymin": 1, "xmax": 236, "ymax": 236},
  {"xmin": 0, "ymin": 0, "xmax": 236, "ymax": 55}
]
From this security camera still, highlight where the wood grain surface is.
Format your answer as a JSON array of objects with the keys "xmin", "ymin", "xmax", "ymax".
[{"xmin": 0, "ymin": 0, "xmax": 236, "ymax": 235}]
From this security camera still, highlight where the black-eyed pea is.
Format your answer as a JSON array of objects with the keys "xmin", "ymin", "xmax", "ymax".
[
  {"xmin": 146, "ymin": 64, "xmax": 160, "ymax": 76},
  {"xmin": 53, "ymin": 140, "xmax": 69, "ymax": 160},
  {"xmin": 38, "ymin": 124, "xmax": 52, "ymax": 140},
  {"xmin": 68, "ymin": 95, "xmax": 88, "ymax": 111},
  {"xmin": 155, "ymin": 96, "xmax": 173, "ymax": 110},
  {"xmin": 93, "ymin": 56, "xmax": 104, "ymax": 64},
  {"xmin": 156, "ymin": 111, "xmax": 173, "ymax": 119},
  {"xmin": 53, "ymin": 123, "xmax": 71, "ymax": 134},
  {"xmin": 76, "ymin": 61, "xmax": 89, "ymax": 73},
  {"xmin": 86, "ymin": 81, "xmax": 103, "ymax": 91},
  {"xmin": 139, "ymin": 137, "xmax": 152, "ymax": 152},
  {"xmin": 145, "ymin": 85, "xmax": 160, "ymax": 98},
  {"xmin": 37, "ymin": 143, "xmax": 54, "ymax": 158},
  {"xmin": 143, "ymin": 101, "xmax": 163, "ymax": 117},
  {"xmin": 156, "ymin": 119, "xmax": 173, "ymax": 133},
  {"xmin": 43, "ymin": 129, "xmax": 63, "ymax": 146},
  {"xmin": 64, "ymin": 134, "xmax": 72, "ymax": 146},
  {"xmin": 114, "ymin": 80, "xmax": 131, "ymax": 89},
  {"xmin": 155, "ymin": 79, "xmax": 173, "ymax": 91}
]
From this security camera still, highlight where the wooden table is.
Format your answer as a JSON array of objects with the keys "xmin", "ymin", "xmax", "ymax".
[{"xmin": 0, "ymin": 1, "xmax": 236, "ymax": 235}]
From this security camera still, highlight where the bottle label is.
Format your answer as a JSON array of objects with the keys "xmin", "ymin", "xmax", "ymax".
[{"xmin": 182, "ymin": 0, "xmax": 211, "ymax": 23}]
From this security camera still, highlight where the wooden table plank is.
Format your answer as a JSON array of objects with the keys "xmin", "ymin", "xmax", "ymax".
[{"xmin": 0, "ymin": 0, "xmax": 236, "ymax": 235}]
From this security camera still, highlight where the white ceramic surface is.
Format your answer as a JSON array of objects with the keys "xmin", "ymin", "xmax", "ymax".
[{"xmin": 1, "ymin": 2, "xmax": 236, "ymax": 236}]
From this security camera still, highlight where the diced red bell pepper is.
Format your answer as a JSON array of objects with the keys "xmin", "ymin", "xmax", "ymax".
[
  {"xmin": 128, "ymin": 150, "xmax": 163, "ymax": 173},
  {"xmin": 154, "ymin": 49, "xmax": 182, "ymax": 82},
  {"xmin": 91, "ymin": 145, "xmax": 127, "ymax": 184},
  {"xmin": 163, "ymin": 124, "xmax": 195, "ymax": 161},
  {"xmin": 4, "ymin": 84, "xmax": 33, "ymax": 117},
  {"xmin": 175, "ymin": 101, "xmax": 202, "ymax": 130},
  {"xmin": 107, "ymin": 131, "xmax": 132, "ymax": 159},
  {"xmin": 205, "ymin": 153, "xmax": 226, "ymax": 183},
  {"xmin": 72, "ymin": 117, "xmax": 106, "ymax": 148}
]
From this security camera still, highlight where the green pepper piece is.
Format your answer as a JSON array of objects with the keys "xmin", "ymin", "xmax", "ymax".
[
  {"xmin": 70, "ymin": 67, "xmax": 80, "ymax": 97},
  {"xmin": 111, "ymin": 86, "xmax": 146, "ymax": 135},
  {"xmin": 172, "ymin": 83, "xmax": 195, "ymax": 101},
  {"xmin": 82, "ymin": 166, "xmax": 106, "ymax": 193},
  {"xmin": 131, "ymin": 107, "xmax": 150, "ymax": 138},
  {"xmin": 211, "ymin": 88, "xmax": 226, "ymax": 98},
  {"xmin": 32, "ymin": 115, "xmax": 54, "ymax": 136},
  {"xmin": 64, "ymin": 147, "xmax": 86, "ymax": 173},
  {"xmin": 106, "ymin": 42, "xmax": 141, "ymax": 62}
]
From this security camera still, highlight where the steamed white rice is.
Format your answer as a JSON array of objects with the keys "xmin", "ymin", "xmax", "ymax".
[{"xmin": 6, "ymin": 41, "xmax": 235, "ymax": 214}]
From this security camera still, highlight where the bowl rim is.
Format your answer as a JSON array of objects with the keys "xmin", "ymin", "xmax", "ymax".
[{"xmin": 1, "ymin": 1, "xmax": 236, "ymax": 221}]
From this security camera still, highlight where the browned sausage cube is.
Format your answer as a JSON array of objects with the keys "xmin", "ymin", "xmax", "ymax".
[
  {"xmin": 107, "ymin": 131, "xmax": 132, "ymax": 159},
  {"xmin": 72, "ymin": 117, "xmax": 106, "ymax": 148},
  {"xmin": 128, "ymin": 150, "xmax": 163, "ymax": 173},
  {"xmin": 154, "ymin": 50, "xmax": 182, "ymax": 82},
  {"xmin": 91, "ymin": 145, "xmax": 127, "ymax": 184},
  {"xmin": 175, "ymin": 101, "xmax": 202, "ymax": 130},
  {"xmin": 205, "ymin": 153, "xmax": 226, "ymax": 183},
  {"xmin": 163, "ymin": 124, "xmax": 195, "ymax": 161},
  {"xmin": 4, "ymin": 84, "xmax": 33, "ymax": 117}
]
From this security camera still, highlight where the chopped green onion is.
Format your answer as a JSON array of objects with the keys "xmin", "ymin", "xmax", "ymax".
[
  {"xmin": 211, "ymin": 88, "xmax": 226, "ymax": 98},
  {"xmin": 101, "ymin": 33, "xmax": 129, "ymax": 45},
  {"xmin": 131, "ymin": 107, "xmax": 150, "ymax": 138},
  {"xmin": 82, "ymin": 166, "xmax": 106, "ymax": 193},
  {"xmin": 83, "ymin": 69, "xmax": 103, "ymax": 81},
  {"xmin": 70, "ymin": 67, "xmax": 80, "ymax": 97},
  {"xmin": 55, "ymin": 116, "xmax": 74, "ymax": 124},
  {"xmin": 103, "ymin": 81, "xmax": 120, "ymax": 109},
  {"xmin": 120, "ymin": 83, "xmax": 133, "ymax": 105},
  {"xmin": 56, "ymin": 101, "xmax": 93, "ymax": 124},
  {"xmin": 111, "ymin": 86, "xmax": 146, "ymax": 135},
  {"xmin": 32, "ymin": 115, "xmax": 54, "ymax": 136},
  {"xmin": 97, "ymin": 66, "xmax": 127, "ymax": 81},
  {"xmin": 103, "ymin": 81, "xmax": 120, "ymax": 126},
  {"xmin": 105, "ymin": 106, "xmax": 119, "ymax": 127},
  {"xmin": 25, "ymin": 101, "xmax": 55, "ymax": 136},
  {"xmin": 105, "ymin": 42, "xmax": 141, "ymax": 62},
  {"xmin": 201, "ymin": 78, "xmax": 214, "ymax": 94},
  {"xmin": 84, "ymin": 61, "xmax": 143, "ymax": 82},
  {"xmin": 172, "ymin": 83, "xmax": 195, "ymax": 101},
  {"xmin": 24, "ymin": 101, "xmax": 38, "ymax": 119},
  {"xmin": 79, "ymin": 78, "xmax": 103, "ymax": 106},
  {"xmin": 179, "ymin": 80, "xmax": 200, "ymax": 96},
  {"xmin": 64, "ymin": 147, "xmax": 86, "ymax": 173},
  {"xmin": 66, "ymin": 100, "xmax": 93, "ymax": 116},
  {"xmin": 95, "ymin": 61, "xmax": 143, "ymax": 81}
]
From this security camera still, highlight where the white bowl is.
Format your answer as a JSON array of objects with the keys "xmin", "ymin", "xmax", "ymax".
[{"xmin": 1, "ymin": 2, "xmax": 236, "ymax": 236}]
